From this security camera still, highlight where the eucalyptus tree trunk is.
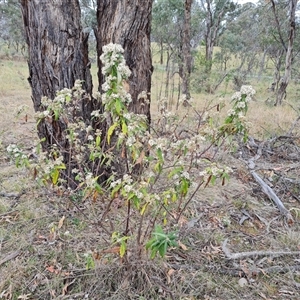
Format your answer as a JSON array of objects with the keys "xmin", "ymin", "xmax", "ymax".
[
  {"xmin": 21, "ymin": 0, "xmax": 93, "ymax": 187},
  {"xmin": 21, "ymin": 0, "xmax": 93, "ymax": 143},
  {"xmin": 275, "ymin": 0, "xmax": 297, "ymax": 106},
  {"xmin": 95, "ymin": 0, "xmax": 153, "ymax": 124},
  {"xmin": 182, "ymin": 0, "xmax": 192, "ymax": 102}
]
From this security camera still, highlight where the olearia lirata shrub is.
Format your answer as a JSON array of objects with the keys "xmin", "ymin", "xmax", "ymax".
[{"xmin": 7, "ymin": 43, "xmax": 255, "ymax": 260}]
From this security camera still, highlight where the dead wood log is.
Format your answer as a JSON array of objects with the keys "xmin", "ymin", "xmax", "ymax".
[
  {"xmin": 222, "ymin": 238, "xmax": 300, "ymax": 260},
  {"xmin": 250, "ymin": 170, "xmax": 294, "ymax": 223}
]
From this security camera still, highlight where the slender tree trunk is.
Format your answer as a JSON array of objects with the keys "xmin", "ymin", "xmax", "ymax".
[
  {"xmin": 272, "ymin": 49, "xmax": 284, "ymax": 94},
  {"xmin": 95, "ymin": 0, "xmax": 153, "ymax": 124},
  {"xmin": 160, "ymin": 40, "xmax": 164, "ymax": 65},
  {"xmin": 205, "ymin": 0, "xmax": 213, "ymax": 75},
  {"xmin": 182, "ymin": 0, "xmax": 192, "ymax": 102},
  {"xmin": 275, "ymin": 0, "xmax": 297, "ymax": 106},
  {"xmin": 258, "ymin": 48, "xmax": 268, "ymax": 80}
]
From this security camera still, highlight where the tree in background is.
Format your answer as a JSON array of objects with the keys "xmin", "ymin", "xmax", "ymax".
[
  {"xmin": 181, "ymin": 0, "xmax": 193, "ymax": 101},
  {"xmin": 217, "ymin": 2, "xmax": 261, "ymax": 89},
  {"xmin": 274, "ymin": 0, "xmax": 298, "ymax": 105},
  {"xmin": 0, "ymin": 0, "xmax": 25, "ymax": 54},
  {"xmin": 202, "ymin": 0, "xmax": 236, "ymax": 75}
]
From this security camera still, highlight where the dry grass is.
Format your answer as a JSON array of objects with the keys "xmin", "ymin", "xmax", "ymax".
[{"xmin": 1, "ymin": 57, "xmax": 300, "ymax": 299}]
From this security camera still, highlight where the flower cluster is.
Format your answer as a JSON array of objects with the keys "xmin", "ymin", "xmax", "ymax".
[
  {"xmin": 221, "ymin": 85, "xmax": 256, "ymax": 142},
  {"xmin": 36, "ymin": 80, "xmax": 85, "ymax": 122},
  {"xmin": 6, "ymin": 43, "xmax": 242, "ymax": 260},
  {"xmin": 7, "ymin": 144, "xmax": 28, "ymax": 167}
]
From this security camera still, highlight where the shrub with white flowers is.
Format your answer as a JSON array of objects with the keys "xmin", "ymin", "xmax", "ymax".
[
  {"xmin": 7, "ymin": 43, "xmax": 243, "ymax": 261},
  {"xmin": 220, "ymin": 85, "xmax": 255, "ymax": 142}
]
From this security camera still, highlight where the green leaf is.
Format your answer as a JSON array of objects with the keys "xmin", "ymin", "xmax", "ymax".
[
  {"xmin": 115, "ymin": 99, "xmax": 121, "ymax": 115},
  {"xmin": 121, "ymin": 120, "xmax": 128, "ymax": 135},
  {"xmin": 51, "ymin": 168, "xmax": 59, "ymax": 185},
  {"xmin": 168, "ymin": 166, "xmax": 183, "ymax": 179},
  {"xmin": 107, "ymin": 122, "xmax": 118, "ymax": 145},
  {"xmin": 157, "ymin": 148, "xmax": 163, "ymax": 162},
  {"xmin": 96, "ymin": 136, "xmax": 101, "ymax": 147},
  {"xmin": 111, "ymin": 185, "xmax": 121, "ymax": 198},
  {"xmin": 120, "ymin": 240, "xmax": 126, "ymax": 258},
  {"xmin": 140, "ymin": 202, "xmax": 148, "ymax": 215},
  {"xmin": 150, "ymin": 248, "xmax": 158, "ymax": 259},
  {"xmin": 154, "ymin": 225, "xmax": 164, "ymax": 234},
  {"xmin": 54, "ymin": 110, "xmax": 59, "ymax": 121},
  {"xmin": 158, "ymin": 241, "xmax": 167, "ymax": 258}
]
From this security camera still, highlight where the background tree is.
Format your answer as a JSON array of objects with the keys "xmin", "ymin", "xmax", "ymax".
[
  {"xmin": 181, "ymin": 0, "xmax": 193, "ymax": 101},
  {"xmin": 0, "ymin": 0, "xmax": 25, "ymax": 54},
  {"xmin": 217, "ymin": 2, "xmax": 261, "ymax": 89},
  {"xmin": 151, "ymin": 0, "xmax": 202, "ymax": 102},
  {"xmin": 274, "ymin": 0, "xmax": 298, "ymax": 105},
  {"xmin": 202, "ymin": 0, "xmax": 236, "ymax": 75}
]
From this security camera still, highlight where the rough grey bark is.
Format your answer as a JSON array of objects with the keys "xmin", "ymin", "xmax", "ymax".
[
  {"xmin": 21, "ymin": 0, "xmax": 93, "ymax": 111},
  {"xmin": 21, "ymin": 0, "xmax": 93, "ymax": 187},
  {"xmin": 95, "ymin": 0, "xmax": 153, "ymax": 124},
  {"xmin": 182, "ymin": 0, "xmax": 192, "ymax": 101},
  {"xmin": 275, "ymin": 0, "xmax": 297, "ymax": 106}
]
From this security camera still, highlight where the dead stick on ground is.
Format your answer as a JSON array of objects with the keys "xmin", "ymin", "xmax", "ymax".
[
  {"xmin": 250, "ymin": 170, "xmax": 294, "ymax": 223},
  {"xmin": 0, "ymin": 191, "xmax": 21, "ymax": 198},
  {"xmin": 0, "ymin": 250, "xmax": 21, "ymax": 266},
  {"xmin": 222, "ymin": 239, "xmax": 300, "ymax": 260}
]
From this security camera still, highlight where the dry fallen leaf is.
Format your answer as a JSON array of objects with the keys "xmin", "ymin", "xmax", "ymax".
[
  {"xmin": 101, "ymin": 247, "xmax": 120, "ymax": 254},
  {"xmin": 62, "ymin": 279, "xmax": 76, "ymax": 296},
  {"xmin": 17, "ymin": 294, "xmax": 31, "ymax": 300},
  {"xmin": 46, "ymin": 265, "xmax": 55, "ymax": 273},
  {"xmin": 167, "ymin": 268, "xmax": 175, "ymax": 284},
  {"xmin": 58, "ymin": 216, "xmax": 65, "ymax": 229},
  {"xmin": 178, "ymin": 240, "xmax": 188, "ymax": 251}
]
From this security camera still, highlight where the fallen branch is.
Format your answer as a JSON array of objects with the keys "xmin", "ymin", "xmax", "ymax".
[
  {"xmin": 0, "ymin": 250, "xmax": 21, "ymax": 266},
  {"xmin": 250, "ymin": 170, "xmax": 294, "ymax": 223},
  {"xmin": 222, "ymin": 239, "xmax": 300, "ymax": 260},
  {"xmin": 168, "ymin": 262, "xmax": 300, "ymax": 278},
  {"xmin": 0, "ymin": 191, "xmax": 21, "ymax": 198}
]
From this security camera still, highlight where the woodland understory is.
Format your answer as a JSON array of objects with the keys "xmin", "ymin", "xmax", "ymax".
[{"xmin": 1, "ymin": 89, "xmax": 300, "ymax": 299}]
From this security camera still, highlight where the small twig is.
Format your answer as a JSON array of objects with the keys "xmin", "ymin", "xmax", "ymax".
[
  {"xmin": 0, "ymin": 191, "xmax": 22, "ymax": 198},
  {"xmin": 222, "ymin": 238, "xmax": 300, "ymax": 260},
  {"xmin": 0, "ymin": 210, "xmax": 19, "ymax": 218},
  {"xmin": 286, "ymin": 115, "xmax": 300, "ymax": 135},
  {"xmin": 176, "ymin": 180, "xmax": 204, "ymax": 223}
]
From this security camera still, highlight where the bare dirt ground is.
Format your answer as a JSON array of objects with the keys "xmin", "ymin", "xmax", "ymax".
[{"xmin": 1, "ymin": 59, "xmax": 300, "ymax": 299}]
